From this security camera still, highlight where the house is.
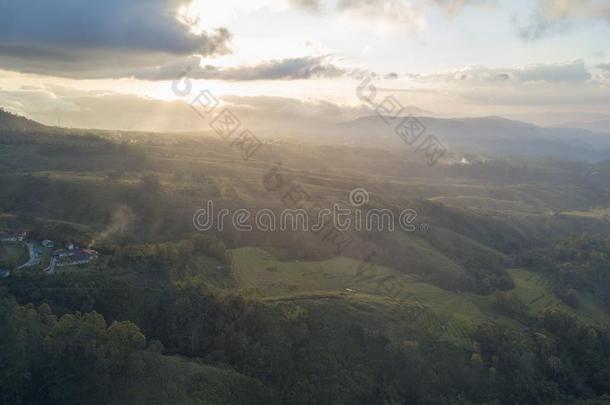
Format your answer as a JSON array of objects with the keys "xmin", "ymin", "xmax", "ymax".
[
  {"xmin": 0, "ymin": 229, "xmax": 28, "ymax": 242},
  {"xmin": 42, "ymin": 240, "xmax": 54, "ymax": 248},
  {"xmin": 55, "ymin": 248, "xmax": 99, "ymax": 267},
  {"xmin": 65, "ymin": 242, "xmax": 75, "ymax": 250},
  {"xmin": 52, "ymin": 249, "xmax": 69, "ymax": 258}
]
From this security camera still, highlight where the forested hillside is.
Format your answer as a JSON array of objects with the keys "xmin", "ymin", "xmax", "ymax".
[{"xmin": 2, "ymin": 121, "xmax": 610, "ymax": 404}]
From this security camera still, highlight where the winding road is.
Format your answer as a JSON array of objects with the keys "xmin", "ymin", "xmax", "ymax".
[{"xmin": 15, "ymin": 242, "xmax": 38, "ymax": 270}]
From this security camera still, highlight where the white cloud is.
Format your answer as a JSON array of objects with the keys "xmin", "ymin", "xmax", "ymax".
[
  {"xmin": 289, "ymin": 0, "xmax": 321, "ymax": 12},
  {"xmin": 416, "ymin": 60, "xmax": 592, "ymax": 83},
  {"xmin": 0, "ymin": 84, "xmax": 366, "ymax": 131},
  {"xmin": 132, "ymin": 55, "xmax": 352, "ymax": 81},
  {"xmin": 337, "ymin": 0, "xmax": 426, "ymax": 30},
  {"xmin": 515, "ymin": 0, "xmax": 610, "ymax": 41},
  {"xmin": 3, "ymin": 59, "xmax": 609, "ymax": 132},
  {"xmin": 429, "ymin": 0, "xmax": 493, "ymax": 16}
]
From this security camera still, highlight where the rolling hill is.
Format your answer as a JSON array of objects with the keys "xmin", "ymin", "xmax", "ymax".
[
  {"xmin": 559, "ymin": 119, "xmax": 610, "ymax": 134},
  {"xmin": 331, "ymin": 115, "xmax": 610, "ymax": 161},
  {"xmin": 0, "ymin": 109, "xmax": 48, "ymax": 132}
]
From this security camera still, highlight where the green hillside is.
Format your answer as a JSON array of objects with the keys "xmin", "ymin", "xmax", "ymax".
[
  {"xmin": 0, "ymin": 242, "xmax": 28, "ymax": 269},
  {"xmin": 0, "ymin": 109, "xmax": 47, "ymax": 132},
  {"xmin": 231, "ymin": 248, "xmax": 610, "ymax": 344},
  {"xmin": 2, "ymin": 122, "xmax": 610, "ymax": 404},
  {"xmin": 509, "ymin": 268, "xmax": 610, "ymax": 325},
  {"xmin": 112, "ymin": 353, "xmax": 276, "ymax": 405}
]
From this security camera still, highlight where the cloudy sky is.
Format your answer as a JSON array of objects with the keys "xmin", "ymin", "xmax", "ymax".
[{"xmin": 1, "ymin": 0, "xmax": 610, "ymax": 130}]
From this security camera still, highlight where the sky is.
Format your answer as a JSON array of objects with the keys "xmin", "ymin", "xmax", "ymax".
[{"xmin": 1, "ymin": 0, "xmax": 610, "ymax": 131}]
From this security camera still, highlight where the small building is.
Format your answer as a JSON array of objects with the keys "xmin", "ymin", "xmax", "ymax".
[
  {"xmin": 69, "ymin": 252, "xmax": 93, "ymax": 265},
  {"xmin": 65, "ymin": 242, "xmax": 75, "ymax": 250},
  {"xmin": 82, "ymin": 249, "xmax": 98, "ymax": 256},
  {"xmin": 0, "ymin": 229, "xmax": 28, "ymax": 242},
  {"xmin": 52, "ymin": 249, "xmax": 69, "ymax": 258},
  {"xmin": 55, "ymin": 248, "xmax": 99, "ymax": 267},
  {"xmin": 42, "ymin": 240, "xmax": 54, "ymax": 248}
]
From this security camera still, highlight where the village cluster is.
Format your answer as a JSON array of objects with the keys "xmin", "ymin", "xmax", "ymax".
[
  {"xmin": 0, "ymin": 229, "xmax": 27, "ymax": 242},
  {"xmin": 0, "ymin": 228, "xmax": 99, "ymax": 277}
]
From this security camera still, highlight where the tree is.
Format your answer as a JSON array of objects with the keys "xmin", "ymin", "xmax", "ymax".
[{"xmin": 141, "ymin": 174, "xmax": 161, "ymax": 193}]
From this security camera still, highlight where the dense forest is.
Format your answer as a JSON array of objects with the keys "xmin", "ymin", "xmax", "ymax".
[{"xmin": 3, "ymin": 277, "xmax": 610, "ymax": 404}]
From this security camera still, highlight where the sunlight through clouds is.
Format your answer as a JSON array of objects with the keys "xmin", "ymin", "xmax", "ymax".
[{"xmin": 1, "ymin": 0, "xmax": 609, "ymax": 129}]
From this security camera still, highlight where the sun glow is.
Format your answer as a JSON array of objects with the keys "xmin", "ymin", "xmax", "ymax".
[{"xmin": 180, "ymin": 0, "xmax": 284, "ymax": 32}]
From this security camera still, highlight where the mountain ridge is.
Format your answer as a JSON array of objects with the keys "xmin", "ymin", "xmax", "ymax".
[
  {"xmin": 0, "ymin": 109, "xmax": 48, "ymax": 131},
  {"xmin": 332, "ymin": 114, "xmax": 610, "ymax": 161}
]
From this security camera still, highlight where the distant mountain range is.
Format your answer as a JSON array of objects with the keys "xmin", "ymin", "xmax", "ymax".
[
  {"xmin": 558, "ymin": 119, "xmax": 610, "ymax": 134},
  {"xmin": 2, "ymin": 107, "xmax": 610, "ymax": 163},
  {"xmin": 507, "ymin": 112, "xmax": 610, "ymax": 128},
  {"xmin": 331, "ymin": 115, "xmax": 610, "ymax": 162}
]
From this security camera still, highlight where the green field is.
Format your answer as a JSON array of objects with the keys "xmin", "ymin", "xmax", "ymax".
[
  {"xmin": 508, "ymin": 268, "xmax": 610, "ymax": 326},
  {"xmin": 230, "ymin": 248, "xmax": 610, "ymax": 345},
  {"xmin": 0, "ymin": 241, "xmax": 28, "ymax": 269},
  {"xmin": 231, "ymin": 247, "xmax": 505, "ymax": 343}
]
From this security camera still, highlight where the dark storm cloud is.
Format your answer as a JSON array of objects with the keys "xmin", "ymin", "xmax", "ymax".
[
  {"xmin": 0, "ymin": 0, "xmax": 232, "ymax": 77},
  {"xmin": 0, "ymin": 0, "xmax": 350, "ymax": 81}
]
